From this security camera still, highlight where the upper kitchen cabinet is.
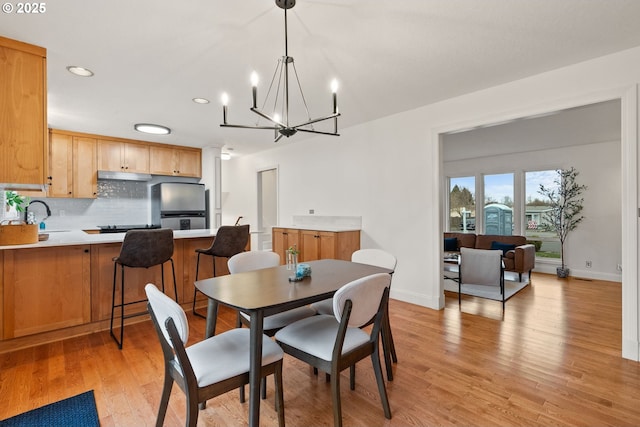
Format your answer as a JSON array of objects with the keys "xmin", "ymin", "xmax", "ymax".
[
  {"xmin": 48, "ymin": 130, "xmax": 97, "ymax": 198},
  {"xmin": 97, "ymin": 139, "xmax": 150, "ymax": 173},
  {"xmin": 0, "ymin": 37, "xmax": 47, "ymax": 187},
  {"xmin": 149, "ymin": 145, "xmax": 201, "ymax": 178}
]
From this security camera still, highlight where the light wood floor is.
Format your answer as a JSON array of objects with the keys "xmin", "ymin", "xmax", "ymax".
[{"xmin": 1, "ymin": 273, "xmax": 639, "ymax": 426}]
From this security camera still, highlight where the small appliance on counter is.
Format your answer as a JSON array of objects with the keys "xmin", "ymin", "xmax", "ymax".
[{"xmin": 151, "ymin": 182, "xmax": 207, "ymax": 230}]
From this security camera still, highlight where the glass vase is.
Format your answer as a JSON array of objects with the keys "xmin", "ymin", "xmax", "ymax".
[{"xmin": 287, "ymin": 252, "xmax": 298, "ymax": 271}]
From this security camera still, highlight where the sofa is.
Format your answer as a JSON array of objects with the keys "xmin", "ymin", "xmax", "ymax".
[{"xmin": 444, "ymin": 232, "xmax": 535, "ymax": 281}]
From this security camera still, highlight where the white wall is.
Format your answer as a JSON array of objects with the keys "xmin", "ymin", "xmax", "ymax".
[
  {"xmin": 222, "ymin": 45, "xmax": 640, "ymax": 360},
  {"xmin": 444, "ymin": 140, "xmax": 622, "ymax": 281}
]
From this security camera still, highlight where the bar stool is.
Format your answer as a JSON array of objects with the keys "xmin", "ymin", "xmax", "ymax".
[
  {"xmin": 110, "ymin": 228, "xmax": 177, "ymax": 349},
  {"xmin": 193, "ymin": 224, "xmax": 250, "ymax": 318}
]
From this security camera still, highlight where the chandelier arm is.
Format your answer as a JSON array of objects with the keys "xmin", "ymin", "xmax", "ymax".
[
  {"xmin": 220, "ymin": 124, "xmax": 279, "ymax": 130},
  {"xmin": 251, "ymin": 107, "xmax": 285, "ymax": 127},
  {"xmin": 295, "ymin": 128, "xmax": 340, "ymax": 137},
  {"xmin": 292, "ymin": 112, "xmax": 340, "ymax": 129},
  {"xmin": 290, "ymin": 61, "xmax": 313, "ymax": 122}
]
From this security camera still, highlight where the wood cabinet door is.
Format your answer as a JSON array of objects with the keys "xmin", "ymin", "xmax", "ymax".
[
  {"xmin": 123, "ymin": 143, "xmax": 149, "ymax": 173},
  {"xmin": 149, "ymin": 146, "xmax": 176, "ymax": 175},
  {"xmin": 273, "ymin": 228, "xmax": 300, "ymax": 264},
  {"xmin": 0, "ymin": 40, "xmax": 46, "ymax": 185},
  {"xmin": 3, "ymin": 246, "xmax": 91, "ymax": 338},
  {"xmin": 73, "ymin": 136, "xmax": 97, "ymax": 198},
  {"xmin": 176, "ymin": 149, "xmax": 201, "ymax": 177},
  {"xmin": 97, "ymin": 140, "xmax": 124, "ymax": 171},
  {"xmin": 318, "ymin": 231, "xmax": 337, "ymax": 260},
  {"xmin": 300, "ymin": 230, "xmax": 320, "ymax": 262},
  {"xmin": 48, "ymin": 132, "xmax": 73, "ymax": 197}
]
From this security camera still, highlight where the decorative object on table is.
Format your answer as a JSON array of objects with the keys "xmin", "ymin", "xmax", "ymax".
[
  {"xmin": 296, "ymin": 263, "xmax": 311, "ymax": 278},
  {"xmin": 0, "ymin": 220, "xmax": 38, "ymax": 246},
  {"xmin": 286, "ymin": 245, "xmax": 299, "ymax": 271},
  {"xmin": 220, "ymin": 0, "xmax": 341, "ymax": 143},
  {"xmin": 538, "ymin": 167, "xmax": 587, "ymax": 278}
]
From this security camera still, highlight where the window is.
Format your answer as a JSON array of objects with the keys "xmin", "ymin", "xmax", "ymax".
[
  {"xmin": 525, "ymin": 170, "xmax": 560, "ymax": 259},
  {"xmin": 449, "ymin": 176, "xmax": 475, "ymax": 233},
  {"xmin": 483, "ymin": 173, "xmax": 513, "ymax": 235}
]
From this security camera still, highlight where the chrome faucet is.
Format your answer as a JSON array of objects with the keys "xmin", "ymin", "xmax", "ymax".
[{"xmin": 24, "ymin": 200, "xmax": 52, "ymax": 223}]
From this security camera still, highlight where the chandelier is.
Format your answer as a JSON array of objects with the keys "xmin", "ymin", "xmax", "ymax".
[{"xmin": 220, "ymin": 0, "xmax": 340, "ymax": 143}]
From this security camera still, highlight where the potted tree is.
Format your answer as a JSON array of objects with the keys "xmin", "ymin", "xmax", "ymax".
[{"xmin": 538, "ymin": 167, "xmax": 587, "ymax": 278}]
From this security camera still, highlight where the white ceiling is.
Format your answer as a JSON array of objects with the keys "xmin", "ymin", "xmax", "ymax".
[
  {"xmin": 2, "ymin": 0, "xmax": 640, "ymax": 157},
  {"xmin": 442, "ymin": 99, "xmax": 622, "ymax": 162}
]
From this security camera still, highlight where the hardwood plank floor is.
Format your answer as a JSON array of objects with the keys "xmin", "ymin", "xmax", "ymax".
[{"xmin": 1, "ymin": 273, "xmax": 639, "ymax": 426}]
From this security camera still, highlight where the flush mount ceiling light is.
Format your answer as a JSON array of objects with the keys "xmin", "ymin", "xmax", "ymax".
[
  {"xmin": 220, "ymin": 0, "xmax": 340, "ymax": 143},
  {"xmin": 134, "ymin": 123, "xmax": 171, "ymax": 135},
  {"xmin": 66, "ymin": 65, "xmax": 94, "ymax": 77},
  {"xmin": 221, "ymin": 152, "xmax": 231, "ymax": 160}
]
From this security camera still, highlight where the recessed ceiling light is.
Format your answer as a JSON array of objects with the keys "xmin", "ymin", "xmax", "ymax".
[
  {"xmin": 66, "ymin": 66, "xmax": 94, "ymax": 77},
  {"xmin": 134, "ymin": 123, "xmax": 171, "ymax": 135},
  {"xmin": 193, "ymin": 98, "xmax": 210, "ymax": 104},
  {"xmin": 221, "ymin": 152, "xmax": 231, "ymax": 160}
]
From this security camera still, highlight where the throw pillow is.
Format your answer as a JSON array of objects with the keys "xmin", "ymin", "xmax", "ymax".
[
  {"xmin": 444, "ymin": 237, "xmax": 458, "ymax": 252},
  {"xmin": 490, "ymin": 241, "xmax": 516, "ymax": 256}
]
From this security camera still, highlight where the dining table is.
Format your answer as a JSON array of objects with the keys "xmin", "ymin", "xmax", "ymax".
[{"xmin": 195, "ymin": 258, "xmax": 393, "ymax": 427}]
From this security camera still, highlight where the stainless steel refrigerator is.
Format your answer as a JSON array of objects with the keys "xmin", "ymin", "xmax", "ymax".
[{"xmin": 151, "ymin": 182, "xmax": 207, "ymax": 230}]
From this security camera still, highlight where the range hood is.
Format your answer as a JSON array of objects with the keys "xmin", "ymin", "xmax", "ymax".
[
  {"xmin": 97, "ymin": 170, "xmax": 152, "ymax": 181},
  {"xmin": 1, "ymin": 182, "xmax": 47, "ymax": 191}
]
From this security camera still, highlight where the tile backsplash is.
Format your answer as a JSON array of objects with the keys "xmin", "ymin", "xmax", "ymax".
[{"xmin": 7, "ymin": 176, "xmax": 200, "ymax": 230}]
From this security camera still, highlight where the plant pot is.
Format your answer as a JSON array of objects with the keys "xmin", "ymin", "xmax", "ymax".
[{"xmin": 556, "ymin": 267, "xmax": 570, "ymax": 278}]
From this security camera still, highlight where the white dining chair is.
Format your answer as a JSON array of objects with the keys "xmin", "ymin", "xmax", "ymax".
[
  {"xmin": 145, "ymin": 283, "xmax": 285, "ymax": 427},
  {"xmin": 275, "ymin": 273, "xmax": 392, "ymax": 427},
  {"xmin": 229, "ymin": 250, "xmax": 316, "ymax": 400},
  {"xmin": 311, "ymin": 248, "xmax": 398, "ymax": 380}
]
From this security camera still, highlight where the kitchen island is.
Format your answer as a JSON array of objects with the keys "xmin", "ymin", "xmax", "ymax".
[{"xmin": 0, "ymin": 229, "xmax": 229, "ymax": 352}]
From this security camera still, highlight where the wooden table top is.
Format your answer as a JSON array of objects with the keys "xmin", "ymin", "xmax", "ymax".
[{"xmin": 195, "ymin": 258, "xmax": 392, "ymax": 315}]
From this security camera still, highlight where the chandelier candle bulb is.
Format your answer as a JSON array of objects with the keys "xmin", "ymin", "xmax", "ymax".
[
  {"xmin": 251, "ymin": 72, "xmax": 259, "ymax": 108},
  {"xmin": 221, "ymin": 93, "xmax": 229, "ymax": 124},
  {"xmin": 331, "ymin": 79, "xmax": 338, "ymax": 114}
]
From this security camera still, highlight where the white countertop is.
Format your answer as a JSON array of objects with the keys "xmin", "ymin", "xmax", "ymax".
[
  {"xmin": 277, "ymin": 225, "xmax": 361, "ymax": 232},
  {"xmin": 0, "ymin": 228, "xmax": 218, "ymax": 250}
]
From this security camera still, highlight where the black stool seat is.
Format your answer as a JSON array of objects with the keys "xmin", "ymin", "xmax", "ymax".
[
  {"xmin": 193, "ymin": 225, "xmax": 250, "ymax": 317},
  {"xmin": 110, "ymin": 228, "xmax": 178, "ymax": 349}
]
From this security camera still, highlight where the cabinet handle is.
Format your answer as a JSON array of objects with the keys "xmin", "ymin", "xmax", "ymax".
[
  {"xmin": 84, "ymin": 249, "xmax": 89, "ymax": 253},
  {"xmin": 47, "ymin": 176, "xmax": 52, "ymax": 180}
]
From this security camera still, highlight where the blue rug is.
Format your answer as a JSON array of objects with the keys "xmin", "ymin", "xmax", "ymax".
[{"xmin": 0, "ymin": 390, "xmax": 99, "ymax": 427}]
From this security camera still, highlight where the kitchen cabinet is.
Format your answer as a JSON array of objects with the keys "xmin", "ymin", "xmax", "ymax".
[
  {"xmin": 273, "ymin": 227, "xmax": 359, "ymax": 264},
  {"xmin": 97, "ymin": 139, "xmax": 150, "ymax": 173},
  {"xmin": 0, "ymin": 36, "xmax": 47, "ymax": 187},
  {"xmin": 300, "ymin": 229, "xmax": 360, "ymax": 262},
  {"xmin": 90, "ymin": 242, "xmax": 182, "ymax": 322},
  {"xmin": 272, "ymin": 228, "xmax": 301, "ymax": 265},
  {"xmin": 48, "ymin": 130, "xmax": 97, "ymax": 198},
  {"xmin": 2, "ymin": 245, "xmax": 91, "ymax": 339},
  {"xmin": 149, "ymin": 145, "xmax": 202, "ymax": 178}
]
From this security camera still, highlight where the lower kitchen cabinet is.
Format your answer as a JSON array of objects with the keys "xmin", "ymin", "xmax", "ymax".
[
  {"xmin": 2, "ymin": 245, "xmax": 91, "ymax": 339},
  {"xmin": 273, "ymin": 227, "xmax": 360, "ymax": 263},
  {"xmin": 272, "ymin": 228, "xmax": 301, "ymax": 265},
  {"xmin": 0, "ymin": 234, "xmax": 244, "ymax": 346},
  {"xmin": 90, "ymin": 242, "xmax": 182, "ymax": 322}
]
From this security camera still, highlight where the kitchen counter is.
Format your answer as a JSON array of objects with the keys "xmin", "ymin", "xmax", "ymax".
[
  {"xmin": 279, "ymin": 225, "xmax": 361, "ymax": 232},
  {"xmin": 0, "ymin": 228, "xmax": 218, "ymax": 250}
]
